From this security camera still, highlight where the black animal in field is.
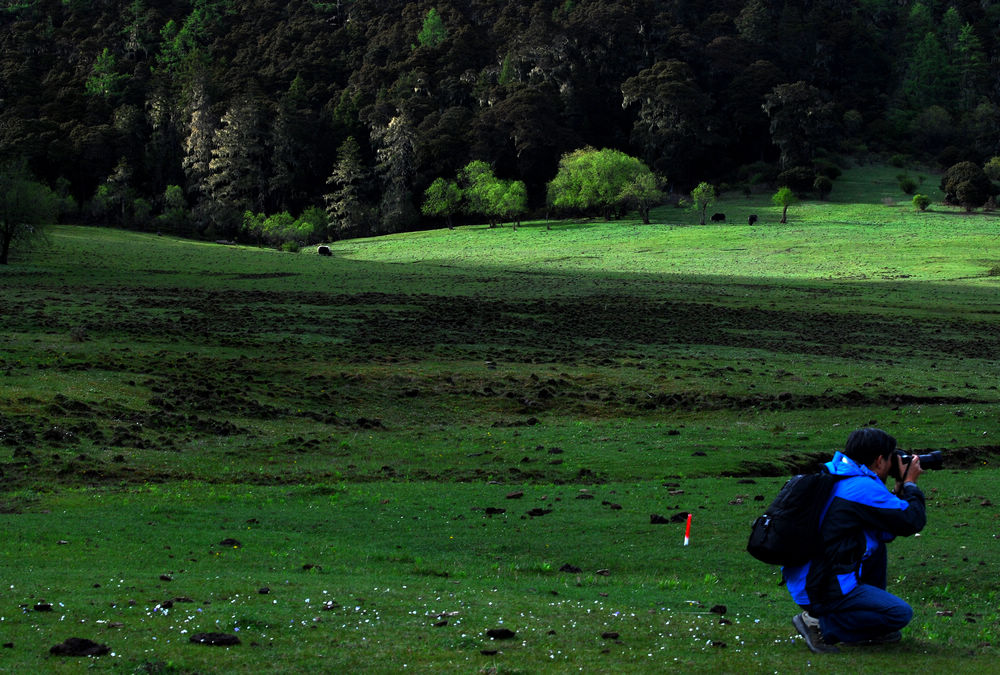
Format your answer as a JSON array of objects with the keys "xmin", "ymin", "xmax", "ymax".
[
  {"xmin": 711, "ymin": 213, "xmax": 726, "ymax": 222},
  {"xmin": 748, "ymin": 214, "xmax": 758, "ymax": 225}
]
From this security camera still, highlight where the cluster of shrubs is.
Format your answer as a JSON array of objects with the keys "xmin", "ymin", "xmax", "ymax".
[
  {"xmin": 731, "ymin": 159, "xmax": 842, "ymax": 200},
  {"xmin": 240, "ymin": 207, "xmax": 329, "ymax": 252},
  {"xmin": 939, "ymin": 160, "xmax": 999, "ymax": 211},
  {"xmin": 902, "ymin": 157, "xmax": 1000, "ymax": 213}
]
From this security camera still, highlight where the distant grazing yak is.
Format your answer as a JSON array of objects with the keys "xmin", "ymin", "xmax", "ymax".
[
  {"xmin": 711, "ymin": 213, "xmax": 726, "ymax": 222},
  {"xmin": 748, "ymin": 214, "xmax": 758, "ymax": 225},
  {"xmin": 317, "ymin": 246, "xmax": 332, "ymax": 256}
]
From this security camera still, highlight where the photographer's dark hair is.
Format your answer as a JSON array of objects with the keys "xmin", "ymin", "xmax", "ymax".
[{"xmin": 844, "ymin": 428, "xmax": 897, "ymax": 466}]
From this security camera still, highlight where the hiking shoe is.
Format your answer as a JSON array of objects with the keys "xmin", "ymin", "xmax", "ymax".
[
  {"xmin": 793, "ymin": 612, "xmax": 840, "ymax": 654},
  {"xmin": 800, "ymin": 611, "xmax": 819, "ymax": 629},
  {"xmin": 845, "ymin": 630, "xmax": 902, "ymax": 646}
]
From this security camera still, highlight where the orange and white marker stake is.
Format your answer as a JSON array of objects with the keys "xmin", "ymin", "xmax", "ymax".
[{"xmin": 684, "ymin": 513, "xmax": 692, "ymax": 546}]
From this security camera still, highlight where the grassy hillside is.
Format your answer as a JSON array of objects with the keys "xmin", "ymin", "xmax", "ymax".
[{"xmin": 1, "ymin": 166, "xmax": 997, "ymax": 672}]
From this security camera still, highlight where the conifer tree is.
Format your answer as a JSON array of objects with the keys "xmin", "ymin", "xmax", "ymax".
[
  {"xmin": 325, "ymin": 136, "xmax": 370, "ymax": 237},
  {"xmin": 270, "ymin": 75, "xmax": 313, "ymax": 212},
  {"xmin": 416, "ymin": 8, "xmax": 447, "ymax": 48},
  {"xmin": 181, "ymin": 77, "xmax": 216, "ymax": 204},
  {"xmin": 205, "ymin": 96, "xmax": 268, "ymax": 231},
  {"xmin": 373, "ymin": 114, "xmax": 418, "ymax": 233},
  {"xmin": 955, "ymin": 24, "xmax": 987, "ymax": 112},
  {"xmin": 901, "ymin": 33, "xmax": 954, "ymax": 110}
]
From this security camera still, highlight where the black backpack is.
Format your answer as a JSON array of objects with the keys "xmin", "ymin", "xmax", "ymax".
[{"xmin": 747, "ymin": 468, "xmax": 848, "ymax": 566}]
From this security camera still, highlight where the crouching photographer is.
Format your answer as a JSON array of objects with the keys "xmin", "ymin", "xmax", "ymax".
[{"xmin": 785, "ymin": 428, "xmax": 930, "ymax": 653}]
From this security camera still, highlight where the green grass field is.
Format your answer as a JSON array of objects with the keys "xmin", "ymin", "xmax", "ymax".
[{"xmin": 1, "ymin": 165, "xmax": 998, "ymax": 673}]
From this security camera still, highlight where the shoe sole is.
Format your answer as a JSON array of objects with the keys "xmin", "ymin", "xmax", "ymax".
[{"xmin": 793, "ymin": 614, "xmax": 841, "ymax": 654}]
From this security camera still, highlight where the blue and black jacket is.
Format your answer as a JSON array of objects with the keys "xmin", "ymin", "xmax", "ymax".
[{"xmin": 784, "ymin": 451, "xmax": 926, "ymax": 607}]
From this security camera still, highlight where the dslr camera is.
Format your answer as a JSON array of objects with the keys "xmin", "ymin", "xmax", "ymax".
[{"xmin": 889, "ymin": 449, "xmax": 943, "ymax": 480}]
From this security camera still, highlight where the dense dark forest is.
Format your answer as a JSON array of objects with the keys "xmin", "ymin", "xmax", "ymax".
[{"xmin": 3, "ymin": 0, "xmax": 1000, "ymax": 240}]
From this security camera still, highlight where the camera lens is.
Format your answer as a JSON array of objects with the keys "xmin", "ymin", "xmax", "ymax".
[{"xmin": 917, "ymin": 450, "xmax": 944, "ymax": 471}]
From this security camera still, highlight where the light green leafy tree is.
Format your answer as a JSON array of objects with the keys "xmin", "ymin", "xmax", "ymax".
[
  {"xmin": 618, "ymin": 171, "xmax": 665, "ymax": 224},
  {"xmin": 456, "ymin": 161, "xmax": 528, "ymax": 228},
  {"xmin": 496, "ymin": 179, "xmax": 528, "ymax": 228},
  {"xmin": 297, "ymin": 206, "xmax": 329, "ymax": 242},
  {"xmin": 547, "ymin": 147, "xmax": 662, "ymax": 222},
  {"xmin": 421, "ymin": 177, "xmax": 463, "ymax": 229},
  {"xmin": 772, "ymin": 186, "xmax": 799, "ymax": 223},
  {"xmin": 459, "ymin": 160, "xmax": 500, "ymax": 226},
  {"xmin": 690, "ymin": 181, "xmax": 716, "ymax": 225}
]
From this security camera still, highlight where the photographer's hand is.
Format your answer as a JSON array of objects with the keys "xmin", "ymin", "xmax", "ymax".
[{"xmin": 895, "ymin": 453, "xmax": 923, "ymax": 494}]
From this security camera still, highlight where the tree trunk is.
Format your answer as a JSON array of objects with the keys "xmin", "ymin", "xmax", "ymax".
[
  {"xmin": 780, "ymin": 205, "xmax": 788, "ymax": 223},
  {"xmin": 0, "ymin": 232, "xmax": 10, "ymax": 264}
]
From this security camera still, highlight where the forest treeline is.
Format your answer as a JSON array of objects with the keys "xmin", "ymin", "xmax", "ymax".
[{"xmin": 3, "ymin": 0, "xmax": 1000, "ymax": 241}]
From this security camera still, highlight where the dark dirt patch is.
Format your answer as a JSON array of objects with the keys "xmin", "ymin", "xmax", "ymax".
[
  {"xmin": 232, "ymin": 272, "xmax": 299, "ymax": 280},
  {"xmin": 190, "ymin": 632, "xmax": 240, "ymax": 646},
  {"xmin": 728, "ymin": 445, "xmax": 994, "ymax": 478},
  {"xmin": 50, "ymin": 638, "xmax": 109, "ymax": 657},
  {"xmin": 6, "ymin": 281, "xmax": 999, "ymax": 488},
  {"xmin": 12, "ymin": 287, "xmax": 998, "ymax": 365}
]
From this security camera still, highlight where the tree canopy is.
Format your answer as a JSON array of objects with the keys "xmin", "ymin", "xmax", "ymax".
[
  {"xmin": 547, "ymin": 148, "xmax": 662, "ymax": 222},
  {"xmin": 2, "ymin": 0, "xmax": 1000, "ymax": 239},
  {"xmin": 691, "ymin": 182, "xmax": 716, "ymax": 226},
  {"xmin": 0, "ymin": 164, "xmax": 59, "ymax": 264},
  {"xmin": 772, "ymin": 186, "xmax": 800, "ymax": 224}
]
